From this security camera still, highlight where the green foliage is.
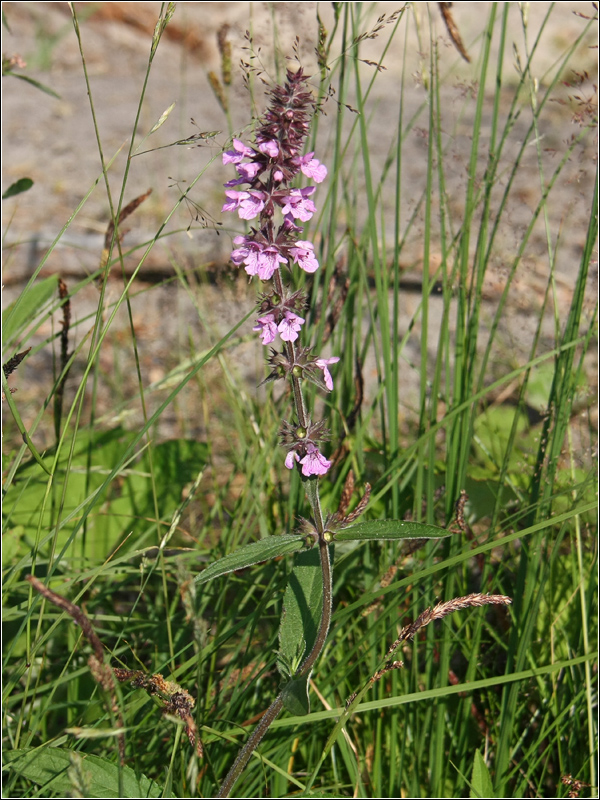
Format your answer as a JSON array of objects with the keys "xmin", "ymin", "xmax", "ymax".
[
  {"xmin": 2, "ymin": 3, "xmax": 596, "ymax": 799},
  {"xmin": 278, "ymin": 547, "xmax": 325, "ymax": 715},
  {"xmin": 2, "ymin": 274, "xmax": 59, "ymax": 350},
  {"xmin": 335, "ymin": 519, "xmax": 452, "ymax": 542},
  {"xmin": 469, "ymin": 750, "xmax": 495, "ymax": 799},
  {"xmin": 4, "ymin": 747, "xmax": 173, "ymax": 798},
  {"xmin": 195, "ymin": 534, "xmax": 308, "ymax": 586},
  {"xmin": 3, "ymin": 428, "xmax": 209, "ymax": 563},
  {"xmin": 2, "ymin": 178, "xmax": 34, "ymax": 199}
]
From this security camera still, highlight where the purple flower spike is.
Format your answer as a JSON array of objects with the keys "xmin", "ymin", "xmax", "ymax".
[
  {"xmin": 315, "ymin": 357, "xmax": 340, "ymax": 391},
  {"xmin": 222, "ymin": 69, "xmax": 332, "ymax": 474}
]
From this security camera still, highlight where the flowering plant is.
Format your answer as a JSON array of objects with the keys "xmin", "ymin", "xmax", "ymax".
[
  {"xmin": 205, "ymin": 67, "xmax": 512, "ymax": 798},
  {"xmin": 213, "ymin": 67, "xmax": 344, "ymax": 797},
  {"xmin": 221, "ymin": 67, "xmax": 338, "ymax": 478}
]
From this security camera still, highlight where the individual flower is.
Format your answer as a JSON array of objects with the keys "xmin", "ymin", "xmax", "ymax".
[
  {"xmin": 229, "ymin": 235, "xmax": 253, "ymax": 266},
  {"xmin": 285, "ymin": 449, "xmax": 300, "ymax": 470},
  {"xmin": 222, "ymin": 190, "xmax": 266, "ymax": 220},
  {"xmin": 300, "ymin": 444, "xmax": 331, "ymax": 476},
  {"xmin": 278, "ymin": 311, "xmax": 305, "ymax": 342},
  {"xmin": 231, "ymin": 237, "xmax": 288, "ymax": 280},
  {"xmin": 280, "ymin": 187, "xmax": 316, "ymax": 222},
  {"xmin": 296, "ymin": 152, "xmax": 328, "ymax": 183},
  {"xmin": 250, "ymin": 245, "xmax": 287, "ymax": 280},
  {"xmin": 315, "ymin": 357, "xmax": 340, "ymax": 391},
  {"xmin": 253, "ymin": 314, "xmax": 278, "ymax": 345},
  {"xmin": 235, "ymin": 161, "xmax": 262, "ymax": 182},
  {"xmin": 289, "ymin": 241, "xmax": 319, "ymax": 273},
  {"xmin": 285, "ymin": 444, "xmax": 331, "ymax": 477},
  {"xmin": 222, "ymin": 138, "xmax": 255, "ymax": 165},
  {"xmin": 258, "ymin": 139, "xmax": 280, "ymax": 158}
]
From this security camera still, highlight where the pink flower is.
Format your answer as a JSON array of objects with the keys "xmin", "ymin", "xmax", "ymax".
[
  {"xmin": 236, "ymin": 161, "xmax": 262, "ymax": 181},
  {"xmin": 285, "ymin": 450, "xmax": 300, "ymax": 469},
  {"xmin": 222, "ymin": 190, "xmax": 245, "ymax": 213},
  {"xmin": 238, "ymin": 191, "xmax": 266, "ymax": 220},
  {"xmin": 224, "ymin": 176, "xmax": 248, "ymax": 188},
  {"xmin": 253, "ymin": 314, "xmax": 278, "ymax": 345},
  {"xmin": 222, "ymin": 190, "xmax": 266, "ymax": 220},
  {"xmin": 229, "ymin": 235, "xmax": 252, "ymax": 266},
  {"xmin": 230, "ymin": 237, "xmax": 288, "ymax": 280},
  {"xmin": 284, "ymin": 444, "xmax": 331, "ymax": 476},
  {"xmin": 245, "ymin": 244, "xmax": 288, "ymax": 281},
  {"xmin": 280, "ymin": 187, "xmax": 317, "ymax": 222},
  {"xmin": 300, "ymin": 444, "xmax": 331, "ymax": 476},
  {"xmin": 258, "ymin": 139, "xmax": 280, "ymax": 158},
  {"xmin": 297, "ymin": 152, "xmax": 328, "ymax": 183},
  {"xmin": 315, "ymin": 357, "xmax": 340, "ymax": 391},
  {"xmin": 278, "ymin": 311, "xmax": 305, "ymax": 342},
  {"xmin": 223, "ymin": 139, "xmax": 254, "ymax": 165},
  {"xmin": 289, "ymin": 241, "xmax": 319, "ymax": 273}
]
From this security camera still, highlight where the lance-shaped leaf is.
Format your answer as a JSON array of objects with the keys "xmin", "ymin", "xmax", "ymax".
[
  {"xmin": 469, "ymin": 749, "xmax": 496, "ymax": 798},
  {"xmin": 194, "ymin": 534, "xmax": 307, "ymax": 586},
  {"xmin": 278, "ymin": 546, "xmax": 324, "ymax": 715},
  {"xmin": 334, "ymin": 519, "xmax": 453, "ymax": 542}
]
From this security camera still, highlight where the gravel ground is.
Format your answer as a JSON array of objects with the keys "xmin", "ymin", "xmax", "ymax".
[{"xmin": 2, "ymin": 2, "xmax": 597, "ymax": 447}]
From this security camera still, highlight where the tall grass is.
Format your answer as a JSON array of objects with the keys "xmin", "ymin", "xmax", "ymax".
[{"xmin": 3, "ymin": 3, "xmax": 597, "ymax": 798}]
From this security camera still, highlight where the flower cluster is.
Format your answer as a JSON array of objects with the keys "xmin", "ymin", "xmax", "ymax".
[
  {"xmin": 222, "ymin": 68, "xmax": 338, "ymax": 477},
  {"xmin": 279, "ymin": 419, "xmax": 332, "ymax": 478}
]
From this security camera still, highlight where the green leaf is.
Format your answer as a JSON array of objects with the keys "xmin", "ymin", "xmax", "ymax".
[
  {"xmin": 2, "ymin": 177, "xmax": 34, "ymax": 199},
  {"xmin": 3, "ymin": 747, "xmax": 174, "ymax": 798},
  {"xmin": 278, "ymin": 547, "xmax": 324, "ymax": 713},
  {"xmin": 334, "ymin": 519, "xmax": 452, "ymax": 541},
  {"xmin": 2, "ymin": 274, "xmax": 59, "ymax": 350},
  {"xmin": 5, "ymin": 72, "xmax": 61, "ymax": 98},
  {"xmin": 281, "ymin": 677, "xmax": 311, "ymax": 716},
  {"xmin": 194, "ymin": 535, "xmax": 307, "ymax": 586},
  {"xmin": 469, "ymin": 749, "xmax": 495, "ymax": 798}
]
